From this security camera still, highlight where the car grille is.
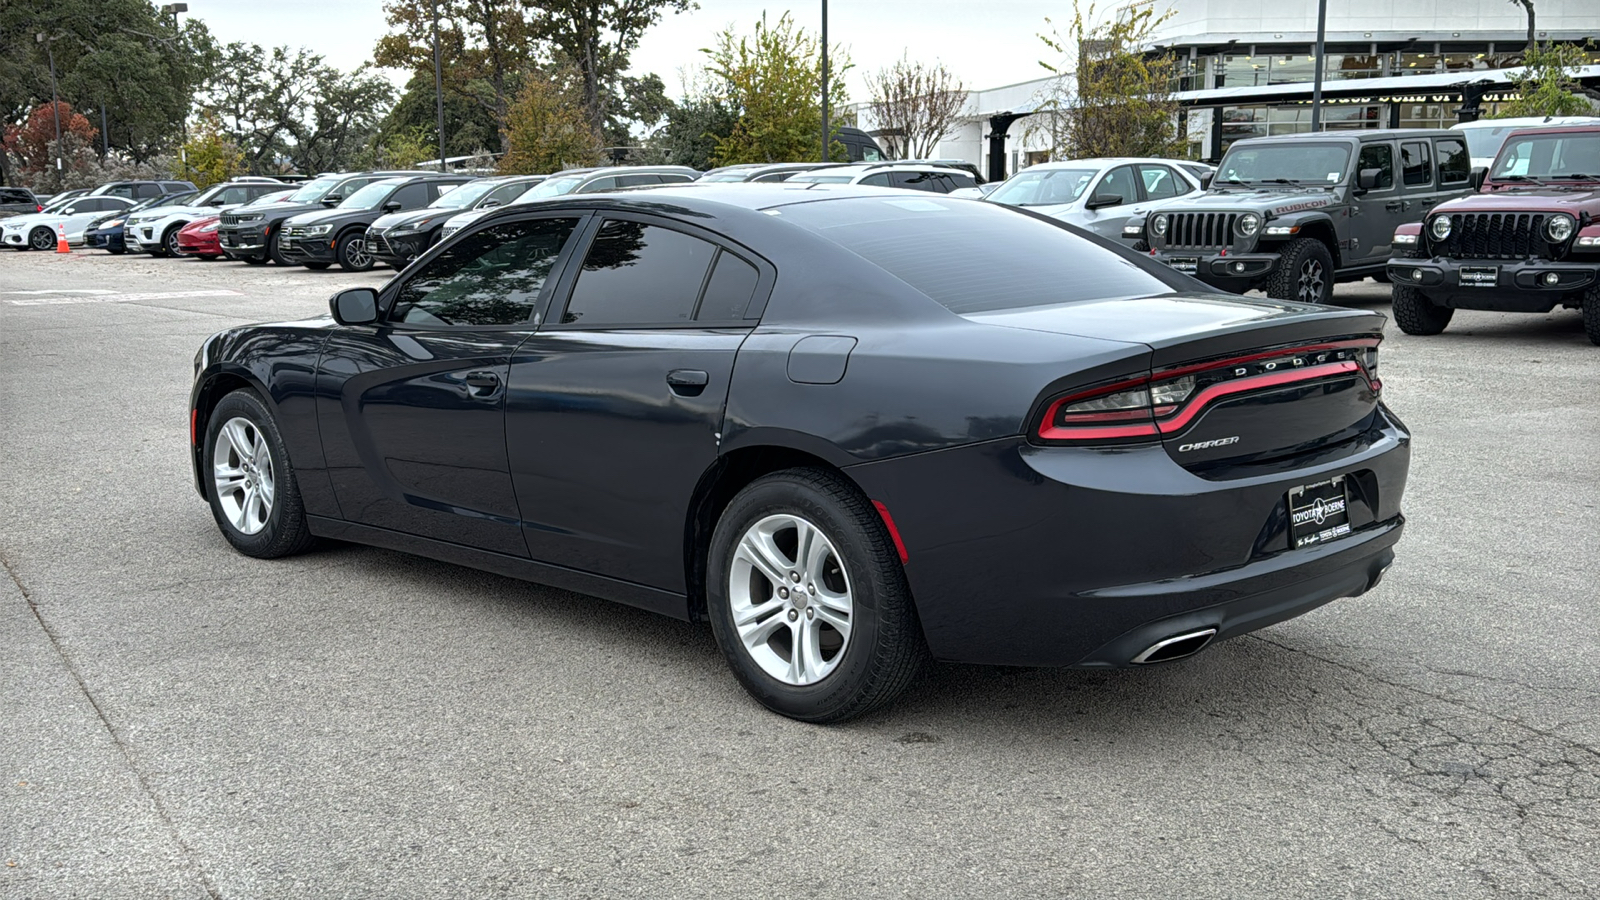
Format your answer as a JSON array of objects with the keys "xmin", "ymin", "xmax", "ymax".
[
  {"xmin": 1159, "ymin": 212, "xmax": 1239, "ymax": 250},
  {"xmin": 283, "ymin": 225, "xmax": 306, "ymax": 237},
  {"xmin": 366, "ymin": 232, "xmax": 391, "ymax": 256},
  {"xmin": 1443, "ymin": 212, "xmax": 1552, "ymax": 260}
]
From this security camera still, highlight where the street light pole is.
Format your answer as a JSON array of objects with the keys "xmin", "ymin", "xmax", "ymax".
[
  {"xmin": 820, "ymin": 0, "xmax": 829, "ymax": 162},
  {"xmin": 36, "ymin": 33, "xmax": 63, "ymax": 184},
  {"xmin": 1309, "ymin": 0, "xmax": 1327, "ymax": 131},
  {"xmin": 431, "ymin": 0, "xmax": 447, "ymax": 172}
]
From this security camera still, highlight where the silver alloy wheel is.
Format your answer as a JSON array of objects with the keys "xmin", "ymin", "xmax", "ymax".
[
  {"xmin": 1297, "ymin": 258, "xmax": 1326, "ymax": 302},
  {"xmin": 164, "ymin": 227, "xmax": 181, "ymax": 257},
  {"xmin": 729, "ymin": 513, "xmax": 854, "ymax": 686},
  {"xmin": 212, "ymin": 417, "xmax": 275, "ymax": 535},
  {"xmin": 30, "ymin": 227, "xmax": 53, "ymax": 250},
  {"xmin": 344, "ymin": 237, "xmax": 371, "ymax": 268}
]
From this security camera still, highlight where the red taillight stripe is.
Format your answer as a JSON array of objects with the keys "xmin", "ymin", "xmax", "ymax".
[
  {"xmin": 1154, "ymin": 360, "xmax": 1360, "ymax": 434},
  {"xmin": 872, "ymin": 501, "xmax": 910, "ymax": 564},
  {"xmin": 190, "ymin": 408, "xmax": 198, "ymax": 447}
]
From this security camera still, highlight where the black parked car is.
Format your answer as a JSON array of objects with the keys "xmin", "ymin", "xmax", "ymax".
[
  {"xmin": 0, "ymin": 186, "xmax": 42, "ymax": 218},
  {"xmin": 218, "ymin": 171, "xmax": 418, "ymax": 266},
  {"xmin": 276, "ymin": 173, "xmax": 472, "ymax": 271},
  {"xmin": 189, "ymin": 185, "xmax": 1409, "ymax": 722},
  {"xmin": 366, "ymin": 175, "xmax": 544, "ymax": 269},
  {"xmin": 84, "ymin": 190, "xmax": 197, "ymax": 253}
]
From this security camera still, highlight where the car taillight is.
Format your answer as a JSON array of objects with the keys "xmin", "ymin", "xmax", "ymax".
[{"xmin": 1036, "ymin": 339, "xmax": 1380, "ymax": 444}]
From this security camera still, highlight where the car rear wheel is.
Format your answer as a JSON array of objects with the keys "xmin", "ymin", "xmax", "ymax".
[
  {"xmin": 337, "ymin": 231, "xmax": 374, "ymax": 271},
  {"xmin": 204, "ymin": 389, "xmax": 315, "ymax": 559},
  {"xmin": 1266, "ymin": 238, "xmax": 1335, "ymax": 304},
  {"xmin": 28, "ymin": 227, "xmax": 54, "ymax": 251},
  {"xmin": 706, "ymin": 468, "xmax": 926, "ymax": 722},
  {"xmin": 1582, "ymin": 285, "xmax": 1600, "ymax": 347}
]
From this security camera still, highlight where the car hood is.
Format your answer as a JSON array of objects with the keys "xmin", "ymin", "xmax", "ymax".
[
  {"xmin": 371, "ymin": 207, "xmax": 456, "ymax": 232},
  {"xmin": 283, "ymin": 207, "xmax": 366, "ymax": 227},
  {"xmin": 1435, "ymin": 186, "xmax": 1600, "ymax": 215},
  {"xmin": 1150, "ymin": 187, "xmax": 1344, "ymax": 217},
  {"xmin": 131, "ymin": 203, "xmax": 214, "ymax": 221},
  {"xmin": 963, "ymin": 290, "xmax": 1386, "ymax": 365},
  {"xmin": 2, "ymin": 212, "xmax": 50, "ymax": 229},
  {"xmin": 444, "ymin": 208, "xmax": 493, "ymax": 228}
]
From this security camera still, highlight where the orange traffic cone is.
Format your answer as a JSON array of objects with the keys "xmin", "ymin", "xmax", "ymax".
[{"xmin": 55, "ymin": 223, "xmax": 70, "ymax": 254}]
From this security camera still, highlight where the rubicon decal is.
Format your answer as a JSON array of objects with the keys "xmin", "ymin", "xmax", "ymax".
[
  {"xmin": 1178, "ymin": 436, "xmax": 1239, "ymax": 452},
  {"xmin": 1271, "ymin": 198, "xmax": 1333, "ymax": 215}
]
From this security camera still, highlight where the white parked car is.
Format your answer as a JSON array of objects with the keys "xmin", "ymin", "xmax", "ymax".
[
  {"xmin": 439, "ymin": 166, "xmax": 698, "ymax": 240},
  {"xmin": 983, "ymin": 158, "xmax": 1208, "ymax": 242},
  {"xmin": 123, "ymin": 180, "xmax": 285, "ymax": 257},
  {"xmin": 785, "ymin": 162, "xmax": 981, "ymax": 194},
  {"xmin": 1451, "ymin": 116, "xmax": 1600, "ymax": 169},
  {"xmin": 1, "ymin": 195, "xmax": 137, "ymax": 251}
]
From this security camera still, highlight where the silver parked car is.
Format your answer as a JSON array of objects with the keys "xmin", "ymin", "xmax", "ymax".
[{"xmin": 984, "ymin": 158, "xmax": 1209, "ymax": 242}]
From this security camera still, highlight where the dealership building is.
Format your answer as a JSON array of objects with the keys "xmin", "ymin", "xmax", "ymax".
[{"xmin": 858, "ymin": 0, "xmax": 1600, "ymax": 175}]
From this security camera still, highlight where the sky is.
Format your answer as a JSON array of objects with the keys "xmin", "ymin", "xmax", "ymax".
[{"xmin": 187, "ymin": 0, "xmax": 1073, "ymax": 103}]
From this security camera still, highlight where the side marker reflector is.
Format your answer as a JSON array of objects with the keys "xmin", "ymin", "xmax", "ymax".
[{"xmin": 872, "ymin": 501, "xmax": 909, "ymax": 564}]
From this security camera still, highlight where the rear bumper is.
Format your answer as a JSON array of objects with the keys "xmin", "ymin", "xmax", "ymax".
[
  {"xmin": 845, "ymin": 406, "xmax": 1410, "ymax": 667},
  {"xmin": 1151, "ymin": 249, "xmax": 1281, "ymax": 291},
  {"xmin": 1387, "ymin": 256, "xmax": 1597, "ymax": 311}
]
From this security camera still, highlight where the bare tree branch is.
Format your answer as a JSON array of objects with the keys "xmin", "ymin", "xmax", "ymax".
[{"xmin": 866, "ymin": 56, "xmax": 968, "ymax": 159}]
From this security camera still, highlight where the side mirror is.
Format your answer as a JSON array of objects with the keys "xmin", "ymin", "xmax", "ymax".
[
  {"xmin": 330, "ymin": 287, "xmax": 379, "ymax": 326},
  {"xmin": 479, "ymin": 199, "xmax": 503, "ymax": 209},
  {"xmin": 321, "ymin": 195, "xmax": 342, "ymax": 207},
  {"xmin": 382, "ymin": 200, "xmax": 403, "ymax": 211},
  {"xmin": 1356, "ymin": 168, "xmax": 1381, "ymax": 192},
  {"xmin": 208, "ymin": 198, "xmax": 228, "ymax": 207},
  {"xmin": 1469, "ymin": 167, "xmax": 1488, "ymax": 190},
  {"xmin": 1199, "ymin": 172, "xmax": 1215, "ymax": 190},
  {"xmin": 62, "ymin": 207, "xmax": 77, "ymax": 215},
  {"xmin": 1086, "ymin": 193, "xmax": 1123, "ymax": 211},
  {"xmin": 977, "ymin": 183, "xmax": 999, "ymax": 196}
]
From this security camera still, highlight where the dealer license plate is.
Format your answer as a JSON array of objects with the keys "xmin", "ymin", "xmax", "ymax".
[
  {"xmin": 1459, "ymin": 265, "xmax": 1499, "ymax": 287},
  {"xmin": 1288, "ymin": 475, "xmax": 1351, "ymax": 549},
  {"xmin": 1167, "ymin": 257, "xmax": 1198, "ymax": 274}
]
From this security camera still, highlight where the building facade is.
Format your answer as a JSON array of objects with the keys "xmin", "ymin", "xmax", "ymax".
[{"xmin": 855, "ymin": 0, "xmax": 1599, "ymax": 176}]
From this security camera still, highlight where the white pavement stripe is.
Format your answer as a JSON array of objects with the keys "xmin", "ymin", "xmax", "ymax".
[
  {"xmin": 0, "ymin": 289, "xmax": 116, "ymax": 295},
  {"xmin": 6, "ymin": 290, "xmax": 244, "ymax": 306}
]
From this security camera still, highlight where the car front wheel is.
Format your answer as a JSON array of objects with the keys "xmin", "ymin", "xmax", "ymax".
[
  {"xmin": 1583, "ymin": 285, "xmax": 1600, "ymax": 346},
  {"xmin": 706, "ymin": 469, "xmax": 926, "ymax": 722},
  {"xmin": 163, "ymin": 226, "xmax": 183, "ymax": 258},
  {"xmin": 1267, "ymin": 237, "xmax": 1335, "ymax": 304},
  {"xmin": 29, "ymin": 227, "xmax": 54, "ymax": 251},
  {"xmin": 203, "ymin": 389, "xmax": 316, "ymax": 559},
  {"xmin": 337, "ymin": 231, "xmax": 374, "ymax": 271}
]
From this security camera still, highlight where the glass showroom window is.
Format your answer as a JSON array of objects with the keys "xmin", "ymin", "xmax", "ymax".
[
  {"xmin": 1216, "ymin": 55, "xmax": 1268, "ymax": 88},
  {"xmin": 1219, "ymin": 106, "xmax": 1267, "ymax": 148}
]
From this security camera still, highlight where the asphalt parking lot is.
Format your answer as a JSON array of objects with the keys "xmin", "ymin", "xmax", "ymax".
[{"xmin": 2, "ymin": 248, "xmax": 1598, "ymax": 899}]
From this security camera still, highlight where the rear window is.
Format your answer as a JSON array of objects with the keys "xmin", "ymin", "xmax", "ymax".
[{"xmin": 771, "ymin": 196, "xmax": 1174, "ymax": 314}]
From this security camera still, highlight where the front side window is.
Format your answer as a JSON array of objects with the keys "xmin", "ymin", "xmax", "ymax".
[
  {"xmin": 1401, "ymin": 141, "xmax": 1432, "ymax": 186},
  {"xmin": 891, "ymin": 172, "xmax": 943, "ymax": 192},
  {"xmin": 390, "ymin": 218, "xmax": 579, "ymax": 327},
  {"xmin": 1094, "ymin": 166, "xmax": 1140, "ymax": 205},
  {"xmin": 561, "ymin": 220, "xmax": 718, "ymax": 326},
  {"xmin": 1357, "ymin": 143, "xmax": 1395, "ymax": 190},
  {"xmin": 1437, "ymin": 139, "xmax": 1470, "ymax": 184}
]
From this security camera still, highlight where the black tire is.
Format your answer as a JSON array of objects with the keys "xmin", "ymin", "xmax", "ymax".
[
  {"xmin": 267, "ymin": 232, "xmax": 290, "ymax": 266},
  {"xmin": 706, "ymin": 468, "xmax": 927, "ymax": 723},
  {"xmin": 203, "ymin": 389, "xmax": 316, "ymax": 559},
  {"xmin": 162, "ymin": 225, "xmax": 182, "ymax": 258},
  {"xmin": 242, "ymin": 253, "xmax": 268, "ymax": 265},
  {"xmin": 29, "ymin": 227, "xmax": 54, "ymax": 251},
  {"xmin": 1266, "ymin": 237, "xmax": 1336, "ymax": 304},
  {"xmin": 1391, "ymin": 283, "xmax": 1453, "ymax": 335},
  {"xmin": 108, "ymin": 246, "xmax": 126, "ymax": 255},
  {"xmin": 1372, "ymin": 270, "xmax": 1391, "ymax": 284},
  {"xmin": 336, "ymin": 229, "xmax": 375, "ymax": 272},
  {"xmin": 1582, "ymin": 284, "xmax": 1600, "ymax": 347},
  {"xmin": 303, "ymin": 261, "xmax": 331, "ymax": 270}
]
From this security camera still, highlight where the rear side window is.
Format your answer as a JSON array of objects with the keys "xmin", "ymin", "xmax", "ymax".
[
  {"xmin": 1357, "ymin": 143, "xmax": 1395, "ymax": 189},
  {"xmin": 616, "ymin": 173, "xmax": 662, "ymax": 187},
  {"xmin": 774, "ymin": 196, "xmax": 1176, "ymax": 314},
  {"xmin": 135, "ymin": 184, "xmax": 162, "ymax": 198},
  {"xmin": 1401, "ymin": 141, "xmax": 1432, "ymax": 186},
  {"xmin": 860, "ymin": 173, "xmax": 893, "ymax": 187},
  {"xmin": 945, "ymin": 173, "xmax": 978, "ymax": 190},
  {"xmin": 580, "ymin": 176, "xmax": 619, "ymax": 193},
  {"xmin": 390, "ymin": 217, "xmax": 579, "ymax": 326},
  {"xmin": 561, "ymin": 220, "xmax": 717, "ymax": 325},
  {"xmin": 1437, "ymin": 139, "xmax": 1470, "ymax": 184},
  {"xmin": 658, "ymin": 173, "xmax": 694, "ymax": 184},
  {"xmin": 1140, "ymin": 164, "xmax": 1185, "ymax": 199},
  {"xmin": 697, "ymin": 251, "xmax": 760, "ymax": 321},
  {"xmin": 890, "ymin": 172, "xmax": 942, "ymax": 192}
]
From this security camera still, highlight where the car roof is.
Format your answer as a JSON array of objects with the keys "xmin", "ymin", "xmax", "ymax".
[
  {"xmin": 1451, "ymin": 116, "xmax": 1600, "ymax": 130},
  {"xmin": 481, "ymin": 182, "xmax": 937, "ymax": 218},
  {"xmin": 1485, "ymin": 125, "xmax": 1600, "ymax": 138},
  {"xmin": 1241, "ymin": 129, "xmax": 1451, "ymax": 143}
]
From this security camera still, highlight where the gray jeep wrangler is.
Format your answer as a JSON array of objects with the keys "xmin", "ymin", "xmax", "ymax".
[{"xmin": 1127, "ymin": 130, "xmax": 1474, "ymax": 303}]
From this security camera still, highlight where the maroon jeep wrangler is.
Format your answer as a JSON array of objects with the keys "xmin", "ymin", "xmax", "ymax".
[{"xmin": 1386, "ymin": 126, "xmax": 1600, "ymax": 344}]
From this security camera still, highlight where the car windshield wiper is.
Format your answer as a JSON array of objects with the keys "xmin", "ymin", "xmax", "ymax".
[
  {"xmin": 1259, "ymin": 178, "xmax": 1304, "ymax": 185},
  {"xmin": 1547, "ymin": 173, "xmax": 1597, "ymax": 181},
  {"xmin": 1496, "ymin": 174, "xmax": 1547, "ymax": 184}
]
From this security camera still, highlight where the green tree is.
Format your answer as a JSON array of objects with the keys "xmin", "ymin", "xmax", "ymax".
[
  {"xmin": 378, "ymin": 71, "xmax": 502, "ymax": 161},
  {"xmin": 182, "ymin": 110, "xmax": 245, "ymax": 187},
  {"xmin": 652, "ymin": 85, "xmax": 737, "ymax": 169},
  {"xmin": 525, "ymin": 0, "xmax": 694, "ymax": 143},
  {"xmin": 1037, "ymin": 2, "xmax": 1187, "ymax": 160},
  {"xmin": 1493, "ymin": 43, "xmax": 1597, "ymax": 118},
  {"xmin": 498, "ymin": 67, "xmax": 601, "ymax": 174},
  {"xmin": 703, "ymin": 13, "xmax": 851, "ymax": 166}
]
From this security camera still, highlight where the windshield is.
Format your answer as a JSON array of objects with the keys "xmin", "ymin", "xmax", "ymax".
[
  {"xmin": 1492, "ymin": 133, "xmax": 1600, "ymax": 180},
  {"xmin": 426, "ymin": 180, "xmax": 494, "ymax": 209},
  {"xmin": 285, "ymin": 177, "xmax": 344, "ymax": 203},
  {"xmin": 1216, "ymin": 142, "xmax": 1352, "ymax": 185},
  {"xmin": 986, "ymin": 168, "xmax": 1097, "ymax": 206},
  {"xmin": 339, "ymin": 179, "xmax": 406, "ymax": 209},
  {"xmin": 514, "ymin": 175, "xmax": 586, "ymax": 202},
  {"xmin": 41, "ymin": 194, "xmax": 83, "ymax": 213},
  {"xmin": 243, "ymin": 189, "xmax": 294, "ymax": 207},
  {"xmin": 787, "ymin": 173, "xmax": 854, "ymax": 184}
]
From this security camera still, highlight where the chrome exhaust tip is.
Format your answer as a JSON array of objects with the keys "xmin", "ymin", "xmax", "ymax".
[{"xmin": 1131, "ymin": 627, "xmax": 1218, "ymax": 665}]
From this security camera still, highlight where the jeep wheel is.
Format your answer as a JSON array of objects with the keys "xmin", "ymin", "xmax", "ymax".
[
  {"xmin": 1582, "ymin": 285, "xmax": 1600, "ymax": 347},
  {"xmin": 1266, "ymin": 238, "xmax": 1335, "ymax": 304},
  {"xmin": 1392, "ymin": 283, "xmax": 1453, "ymax": 335}
]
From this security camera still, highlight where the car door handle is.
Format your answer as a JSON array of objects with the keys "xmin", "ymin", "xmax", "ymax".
[
  {"xmin": 666, "ymin": 369, "xmax": 709, "ymax": 396},
  {"xmin": 464, "ymin": 371, "xmax": 501, "ymax": 395},
  {"xmin": 1386, "ymin": 201, "xmax": 1405, "ymax": 212}
]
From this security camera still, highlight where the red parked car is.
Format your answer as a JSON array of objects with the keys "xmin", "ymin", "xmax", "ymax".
[
  {"xmin": 1387, "ymin": 125, "xmax": 1600, "ymax": 344},
  {"xmin": 176, "ymin": 215, "xmax": 223, "ymax": 260}
]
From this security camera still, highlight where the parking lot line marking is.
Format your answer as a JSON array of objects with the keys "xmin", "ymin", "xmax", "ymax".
[
  {"xmin": 6, "ymin": 290, "xmax": 244, "ymax": 306},
  {"xmin": 0, "ymin": 289, "xmax": 116, "ymax": 295}
]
